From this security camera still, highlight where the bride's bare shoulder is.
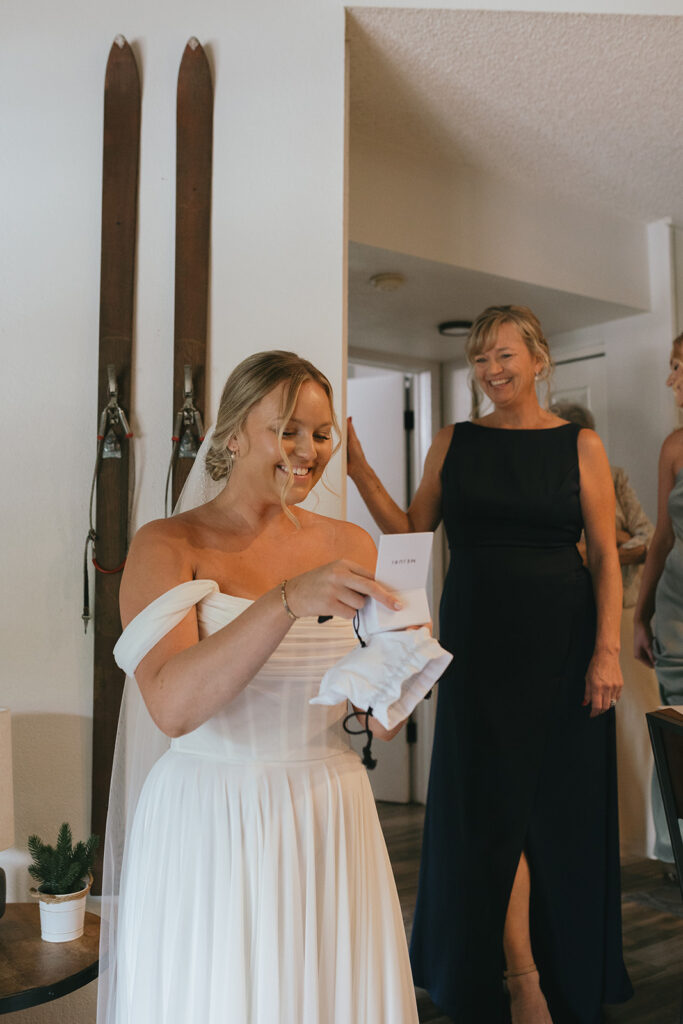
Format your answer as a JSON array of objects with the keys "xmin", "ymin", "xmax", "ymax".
[
  {"xmin": 123, "ymin": 516, "xmax": 200, "ymax": 586},
  {"xmin": 130, "ymin": 513, "xmax": 197, "ymax": 549},
  {"xmin": 300, "ymin": 510, "xmax": 376, "ymax": 569}
]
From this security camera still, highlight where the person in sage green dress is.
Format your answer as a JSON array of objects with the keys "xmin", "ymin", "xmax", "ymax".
[{"xmin": 634, "ymin": 333, "xmax": 683, "ymax": 873}]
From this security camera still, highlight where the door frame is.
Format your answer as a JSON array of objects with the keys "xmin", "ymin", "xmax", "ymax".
[{"xmin": 347, "ymin": 345, "xmax": 443, "ymax": 804}]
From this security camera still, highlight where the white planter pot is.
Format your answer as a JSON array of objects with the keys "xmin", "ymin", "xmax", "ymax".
[{"xmin": 30, "ymin": 873, "xmax": 92, "ymax": 943}]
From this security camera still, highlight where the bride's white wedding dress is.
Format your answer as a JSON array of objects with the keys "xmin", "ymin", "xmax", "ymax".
[{"xmin": 109, "ymin": 579, "xmax": 419, "ymax": 1024}]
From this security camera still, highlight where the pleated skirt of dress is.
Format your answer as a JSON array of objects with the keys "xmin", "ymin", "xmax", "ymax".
[{"xmin": 114, "ymin": 748, "xmax": 418, "ymax": 1024}]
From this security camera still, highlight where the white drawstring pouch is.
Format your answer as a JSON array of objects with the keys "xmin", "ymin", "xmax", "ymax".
[{"xmin": 309, "ymin": 626, "xmax": 453, "ymax": 730}]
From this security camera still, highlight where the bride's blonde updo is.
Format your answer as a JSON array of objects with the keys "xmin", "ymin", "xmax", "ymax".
[
  {"xmin": 464, "ymin": 305, "xmax": 553, "ymax": 418},
  {"xmin": 205, "ymin": 350, "xmax": 339, "ymax": 483}
]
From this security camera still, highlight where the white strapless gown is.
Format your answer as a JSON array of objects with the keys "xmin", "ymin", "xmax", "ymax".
[{"xmin": 112, "ymin": 581, "xmax": 419, "ymax": 1024}]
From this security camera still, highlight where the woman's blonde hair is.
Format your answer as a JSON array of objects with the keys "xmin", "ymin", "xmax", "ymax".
[
  {"xmin": 464, "ymin": 305, "xmax": 553, "ymax": 419},
  {"xmin": 671, "ymin": 333, "xmax": 683, "ymax": 426},
  {"xmin": 206, "ymin": 351, "xmax": 339, "ymax": 521}
]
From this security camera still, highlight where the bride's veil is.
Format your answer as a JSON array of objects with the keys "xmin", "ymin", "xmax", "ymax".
[{"xmin": 97, "ymin": 428, "xmax": 224, "ymax": 1023}]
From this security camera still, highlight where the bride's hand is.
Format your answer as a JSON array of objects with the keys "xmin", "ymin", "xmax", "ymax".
[{"xmin": 284, "ymin": 560, "xmax": 401, "ymax": 620}]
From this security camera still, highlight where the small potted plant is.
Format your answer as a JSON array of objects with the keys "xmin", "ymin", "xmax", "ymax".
[{"xmin": 28, "ymin": 823, "xmax": 99, "ymax": 942}]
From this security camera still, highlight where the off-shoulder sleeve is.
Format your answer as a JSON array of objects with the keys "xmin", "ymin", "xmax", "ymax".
[
  {"xmin": 310, "ymin": 627, "xmax": 453, "ymax": 730},
  {"xmin": 113, "ymin": 579, "xmax": 220, "ymax": 676}
]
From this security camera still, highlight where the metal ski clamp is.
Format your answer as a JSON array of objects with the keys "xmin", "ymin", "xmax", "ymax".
[
  {"xmin": 165, "ymin": 363, "xmax": 205, "ymax": 516},
  {"xmin": 99, "ymin": 364, "xmax": 133, "ymax": 459},
  {"xmin": 84, "ymin": 363, "xmax": 135, "ymax": 632},
  {"xmin": 178, "ymin": 363, "xmax": 205, "ymax": 459}
]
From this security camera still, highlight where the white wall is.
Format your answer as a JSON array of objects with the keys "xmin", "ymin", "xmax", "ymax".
[
  {"xmin": 350, "ymin": 142, "xmax": 651, "ymax": 311},
  {"xmin": 2, "ymin": 1, "xmax": 346, "ymax": 1020}
]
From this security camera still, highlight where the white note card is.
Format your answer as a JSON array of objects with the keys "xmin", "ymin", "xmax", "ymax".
[{"xmin": 359, "ymin": 532, "xmax": 433, "ymax": 635}]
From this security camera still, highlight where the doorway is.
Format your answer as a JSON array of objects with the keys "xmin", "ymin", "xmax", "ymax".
[{"xmin": 346, "ymin": 354, "xmax": 441, "ymax": 804}]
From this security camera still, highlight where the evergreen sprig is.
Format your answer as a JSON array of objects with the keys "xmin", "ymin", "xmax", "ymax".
[{"xmin": 27, "ymin": 822, "xmax": 99, "ymax": 895}]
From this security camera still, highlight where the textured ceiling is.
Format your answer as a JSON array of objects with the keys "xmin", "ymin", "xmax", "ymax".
[{"xmin": 348, "ymin": 8, "xmax": 683, "ymax": 223}]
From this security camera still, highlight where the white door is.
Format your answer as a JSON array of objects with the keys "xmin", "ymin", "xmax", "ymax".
[{"xmin": 347, "ymin": 370, "xmax": 412, "ymax": 802}]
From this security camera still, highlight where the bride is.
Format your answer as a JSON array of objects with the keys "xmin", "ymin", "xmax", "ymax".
[{"xmin": 97, "ymin": 350, "xmax": 421, "ymax": 1024}]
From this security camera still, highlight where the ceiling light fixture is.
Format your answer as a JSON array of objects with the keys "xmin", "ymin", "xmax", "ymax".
[
  {"xmin": 438, "ymin": 320, "xmax": 472, "ymax": 338},
  {"xmin": 369, "ymin": 273, "xmax": 405, "ymax": 292}
]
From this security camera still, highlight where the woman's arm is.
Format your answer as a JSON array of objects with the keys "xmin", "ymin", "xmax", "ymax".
[
  {"xmin": 347, "ymin": 417, "xmax": 452, "ymax": 534},
  {"xmin": 121, "ymin": 520, "xmax": 401, "ymax": 738},
  {"xmin": 633, "ymin": 432, "xmax": 681, "ymax": 666},
  {"xmin": 578, "ymin": 430, "xmax": 624, "ymax": 717}
]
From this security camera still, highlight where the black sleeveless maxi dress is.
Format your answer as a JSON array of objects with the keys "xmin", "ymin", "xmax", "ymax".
[{"xmin": 409, "ymin": 422, "xmax": 632, "ymax": 1024}]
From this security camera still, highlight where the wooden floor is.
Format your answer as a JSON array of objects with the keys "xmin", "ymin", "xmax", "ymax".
[{"xmin": 378, "ymin": 801, "xmax": 683, "ymax": 1024}]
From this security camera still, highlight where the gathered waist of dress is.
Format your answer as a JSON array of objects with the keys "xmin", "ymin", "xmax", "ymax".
[{"xmin": 168, "ymin": 741, "xmax": 358, "ymax": 769}]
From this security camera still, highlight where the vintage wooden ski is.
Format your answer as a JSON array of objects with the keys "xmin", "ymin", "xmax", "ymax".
[
  {"xmin": 86, "ymin": 36, "xmax": 140, "ymax": 890},
  {"xmin": 166, "ymin": 38, "xmax": 213, "ymax": 514}
]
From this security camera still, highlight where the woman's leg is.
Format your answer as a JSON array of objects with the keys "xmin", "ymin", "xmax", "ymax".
[{"xmin": 503, "ymin": 852, "xmax": 553, "ymax": 1024}]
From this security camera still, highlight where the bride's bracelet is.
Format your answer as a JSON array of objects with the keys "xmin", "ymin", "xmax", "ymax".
[{"xmin": 280, "ymin": 580, "xmax": 298, "ymax": 621}]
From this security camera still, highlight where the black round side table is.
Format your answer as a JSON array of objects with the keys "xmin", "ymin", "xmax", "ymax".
[{"xmin": 0, "ymin": 903, "xmax": 100, "ymax": 1013}]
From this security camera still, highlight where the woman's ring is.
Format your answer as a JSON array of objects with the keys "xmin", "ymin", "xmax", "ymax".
[{"xmin": 609, "ymin": 698, "xmax": 617, "ymax": 707}]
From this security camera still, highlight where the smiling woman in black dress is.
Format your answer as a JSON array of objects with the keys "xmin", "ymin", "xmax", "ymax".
[{"xmin": 347, "ymin": 306, "xmax": 632, "ymax": 1024}]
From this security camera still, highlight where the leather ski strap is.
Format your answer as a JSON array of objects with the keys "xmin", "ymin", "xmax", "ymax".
[{"xmin": 169, "ymin": 38, "xmax": 213, "ymax": 511}]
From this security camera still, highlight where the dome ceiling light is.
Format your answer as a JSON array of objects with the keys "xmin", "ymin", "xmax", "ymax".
[{"xmin": 438, "ymin": 320, "xmax": 472, "ymax": 338}]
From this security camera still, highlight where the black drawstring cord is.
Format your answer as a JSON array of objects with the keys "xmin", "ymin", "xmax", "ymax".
[
  {"xmin": 344, "ymin": 610, "xmax": 376, "ymax": 765},
  {"xmin": 342, "ymin": 706, "xmax": 376, "ymax": 770},
  {"xmin": 352, "ymin": 611, "xmax": 366, "ymax": 648},
  {"xmin": 320, "ymin": 609, "xmax": 375, "ymax": 768}
]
